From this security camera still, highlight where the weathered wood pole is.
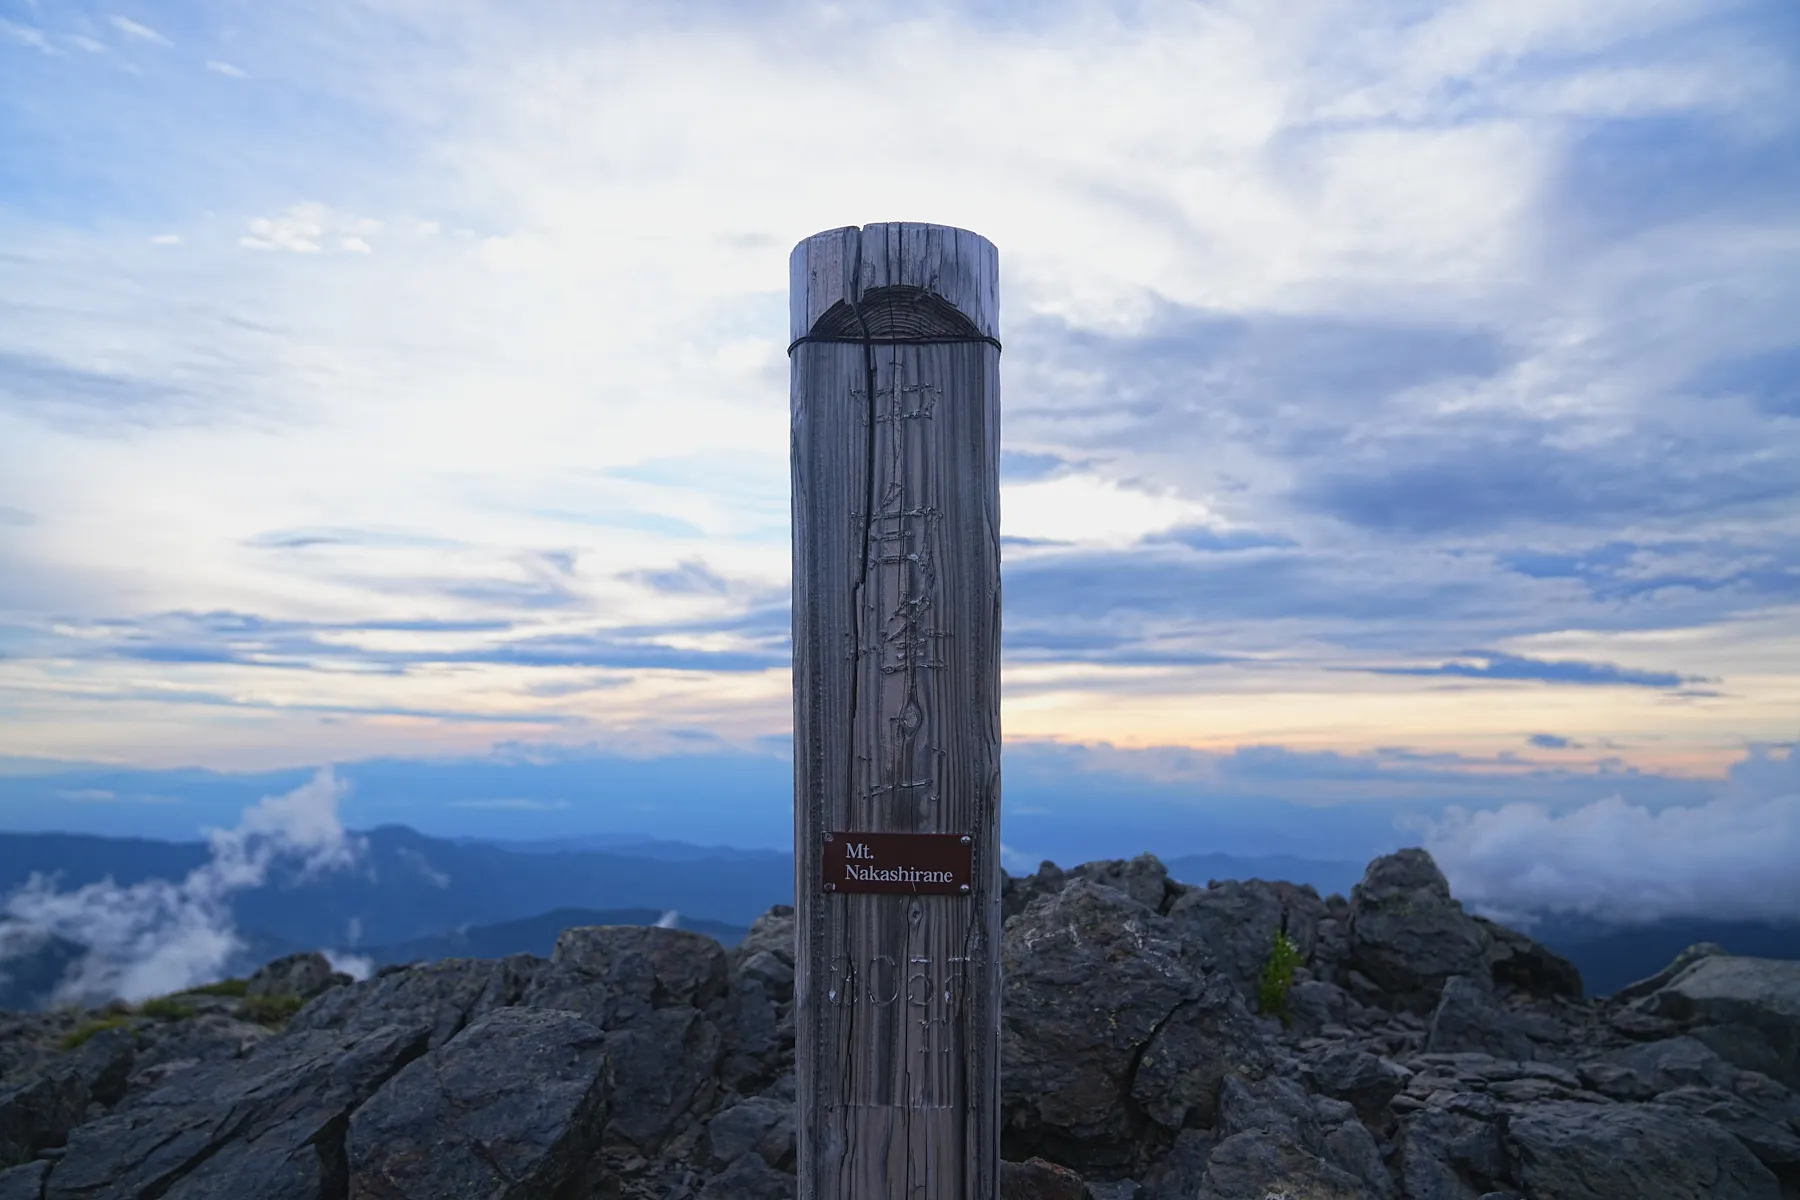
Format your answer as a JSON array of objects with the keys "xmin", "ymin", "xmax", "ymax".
[{"xmin": 790, "ymin": 223, "xmax": 1002, "ymax": 1199}]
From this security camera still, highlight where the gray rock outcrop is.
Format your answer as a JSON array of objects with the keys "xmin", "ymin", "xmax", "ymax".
[{"xmin": 1, "ymin": 845, "xmax": 1796, "ymax": 1200}]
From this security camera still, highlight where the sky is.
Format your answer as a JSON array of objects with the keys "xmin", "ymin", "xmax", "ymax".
[{"xmin": 1, "ymin": 0, "xmax": 1798, "ymax": 915}]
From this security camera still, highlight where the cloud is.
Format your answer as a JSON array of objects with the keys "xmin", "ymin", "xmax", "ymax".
[
  {"xmin": 239, "ymin": 203, "xmax": 381, "ymax": 254},
  {"xmin": 0, "ymin": 767, "xmax": 362, "ymax": 1002},
  {"xmin": 206, "ymin": 60, "xmax": 248, "ymax": 79},
  {"xmin": 1423, "ymin": 744, "xmax": 1800, "ymax": 925},
  {"xmin": 1526, "ymin": 733, "xmax": 1577, "ymax": 749},
  {"xmin": 0, "ymin": 18, "xmax": 55, "ymax": 53},
  {"xmin": 107, "ymin": 15, "xmax": 169, "ymax": 45},
  {"xmin": 1362, "ymin": 651, "xmax": 1702, "ymax": 689}
]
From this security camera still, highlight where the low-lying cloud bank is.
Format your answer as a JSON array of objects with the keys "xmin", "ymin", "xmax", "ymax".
[
  {"xmin": 1423, "ymin": 744, "xmax": 1799, "ymax": 927},
  {"xmin": 0, "ymin": 767, "xmax": 364, "ymax": 1003}
]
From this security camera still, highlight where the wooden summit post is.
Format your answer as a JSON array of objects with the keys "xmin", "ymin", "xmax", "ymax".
[{"xmin": 790, "ymin": 224, "xmax": 1002, "ymax": 1199}]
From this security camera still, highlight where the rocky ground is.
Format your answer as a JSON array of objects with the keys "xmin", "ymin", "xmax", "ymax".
[{"xmin": 1, "ymin": 847, "xmax": 1797, "ymax": 1199}]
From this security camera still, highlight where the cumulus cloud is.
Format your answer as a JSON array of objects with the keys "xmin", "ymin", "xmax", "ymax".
[
  {"xmin": 1423, "ymin": 744, "xmax": 1800, "ymax": 926},
  {"xmin": 240, "ymin": 202, "xmax": 380, "ymax": 254},
  {"xmin": 0, "ymin": 767, "xmax": 363, "ymax": 1003}
]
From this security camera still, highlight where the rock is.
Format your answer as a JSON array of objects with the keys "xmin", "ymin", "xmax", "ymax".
[
  {"xmin": 602, "ymin": 1005, "xmax": 722, "ymax": 1150},
  {"xmin": 1000, "ymin": 1156, "xmax": 1088, "ymax": 1200},
  {"xmin": 245, "ymin": 952, "xmax": 348, "ymax": 1000},
  {"xmin": 1068, "ymin": 854, "xmax": 1175, "ymax": 914},
  {"xmin": 696, "ymin": 1151, "xmax": 794, "ymax": 1200},
  {"xmin": 1087, "ymin": 1180, "xmax": 1144, "ymax": 1200},
  {"xmin": 1652, "ymin": 1085, "xmax": 1800, "ymax": 1172},
  {"xmin": 0, "ymin": 1161, "xmax": 49, "ymax": 1200},
  {"xmin": 1397, "ymin": 1096, "xmax": 1509, "ymax": 1200},
  {"xmin": 1614, "ymin": 942, "xmax": 1728, "ymax": 1004},
  {"xmin": 1598, "ymin": 1035, "xmax": 1737, "ymax": 1094},
  {"xmin": 1426, "ymin": 976, "xmax": 1534, "ymax": 1060},
  {"xmin": 1475, "ymin": 918, "xmax": 1582, "ymax": 1001},
  {"xmin": 1165, "ymin": 879, "xmax": 1330, "ymax": 1004},
  {"xmin": 1508, "ymin": 1100, "xmax": 1780, "ymax": 1200},
  {"xmin": 1346, "ymin": 850, "xmax": 1490, "ymax": 1012},
  {"xmin": 67, "ymin": 1027, "xmax": 134, "ymax": 1109},
  {"xmin": 346, "ymin": 1007, "xmax": 609, "ymax": 1200},
  {"xmin": 1001, "ymin": 880, "xmax": 1199, "ymax": 1163},
  {"xmin": 291, "ymin": 956, "xmax": 532, "ymax": 1049},
  {"xmin": 732, "ymin": 907, "xmax": 796, "ymax": 968},
  {"xmin": 1141, "ymin": 1129, "xmax": 1213, "ymax": 1199},
  {"xmin": 526, "ymin": 925, "xmax": 727, "ymax": 1032},
  {"xmin": 1130, "ymin": 972, "xmax": 1272, "ymax": 1131},
  {"xmin": 45, "ymin": 1022, "xmax": 428, "ymax": 1200},
  {"xmin": 1195, "ymin": 1131, "xmax": 1378, "ymax": 1200},
  {"xmin": 1300, "ymin": 1046, "xmax": 1409, "ymax": 1124},
  {"xmin": 1286, "ymin": 979, "xmax": 1358, "ymax": 1037},
  {"xmin": 701, "ymin": 1095, "xmax": 793, "ymax": 1170},
  {"xmin": 0, "ymin": 1070, "xmax": 86, "ymax": 1169},
  {"xmin": 1641, "ymin": 956, "xmax": 1800, "ymax": 1088}
]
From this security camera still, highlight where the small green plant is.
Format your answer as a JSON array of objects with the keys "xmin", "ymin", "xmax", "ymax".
[
  {"xmin": 60, "ymin": 1015, "xmax": 129, "ymax": 1051},
  {"xmin": 136, "ymin": 995, "xmax": 198, "ymax": 1020},
  {"xmin": 242, "ymin": 993, "xmax": 305, "ymax": 1027},
  {"xmin": 1257, "ymin": 930, "xmax": 1302, "ymax": 1023},
  {"xmin": 185, "ymin": 978, "xmax": 249, "ymax": 998}
]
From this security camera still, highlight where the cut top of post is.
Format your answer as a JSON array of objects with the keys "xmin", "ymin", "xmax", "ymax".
[{"xmin": 789, "ymin": 223, "xmax": 999, "ymax": 345}]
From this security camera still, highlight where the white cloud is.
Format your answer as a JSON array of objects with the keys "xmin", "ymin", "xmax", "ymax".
[
  {"xmin": 206, "ymin": 59, "xmax": 247, "ymax": 78},
  {"xmin": 239, "ymin": 202, "xmax": 381, "ymax": 253},
  {"xmin": 1423, "ymin": 744, "xmax": 1800, "ymax": 925},
  {"xmin": 107, "ymin": 15, "xmax": 169, "ymax": 45},
  {"xmin": 149, "ymin": 233, "xmax": 180, "ymax": 245},
  {"xmin": 0, "ymin": 768, "xmax": 362, "ymax": 1002}
]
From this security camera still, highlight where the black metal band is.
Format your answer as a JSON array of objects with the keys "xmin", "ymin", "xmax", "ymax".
[{"xmin": 786, "ymin": 333, "xmax": 1003, "ymax": 356}]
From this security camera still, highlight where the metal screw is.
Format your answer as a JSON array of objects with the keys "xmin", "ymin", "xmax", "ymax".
[
  {"xmin": 959, "ymin": 835, "xmax": 971, "ymax": 845},
  {"xmin": 959, "ymin": 884, "xmax": 971, "ymax": 893},
  {"xmin": 825, "ymin": 883, "xmax": 837, "ymax": 892},
  {"xmin": 824, "ymin": 832, "xmax": 834, "ymax": 843}
]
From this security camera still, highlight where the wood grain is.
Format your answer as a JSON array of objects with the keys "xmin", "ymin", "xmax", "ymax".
[{"xmin": 790, "ymin": 224, "xmax": 1001, "ymax": 1200}]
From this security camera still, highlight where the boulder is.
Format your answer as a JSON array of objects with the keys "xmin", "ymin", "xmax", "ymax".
[
  {"xmin": 1507, "ymin": 1100, "xmax": 1780, "ymax": 1200},
  {"xmin": 1001, "ymin": 879, "xmax": 1200, "ymax": 1163},
  {"xmin": 0, "ymin": 1068, "xmax": 86, "ymax": 1169},
  {"xmin": 245, "ymin": 952, "xmax": 348, "ymax": 1000},
  {"xmin": 696, "ymin": 1151, "xmax": 794, "ymax": 1200},
  {"xmin": 1397, "ymin": 1093, "xmax": 1510, "ymax": 1200},
  {"xmin": 1195, "ymin": 1131, "xmax": 1379, "ymax": 1200},
  {"xmin": 1475, "ymin": 918, "xmax": 1582, "ymax": 1001},
  {"xmin": 1613, "ymin": 942, "xmax": 1728, "ymax": 1004},
  {"xmin": 1000, "ymin": 1156, "xmax": 1088, "ymax": 1200},
  {"xmin": 1346, "ymin": 850, "xmax": 1490, "ymax": 1013},
  {"xmin": 700, "ymin": 1095, "xmax": 794, "ymax": 1171},
  {"xmin": 290, "ymin": 956, "xmax": 533, "ymax": 1049},
  {"xmin": 525, "ymin": 925, "xmax": 727, "ymax": 1032},
  {"xmin": 1426, "ymin": 976, "xmax": 1534, "ymax": 1060},
  {"xmin": 602, "ymin": 1005, "xmax": 723, "ymax": 1150},
  {"xmin": 1299, "ymin": 1046, "xmax": 1410, "ymax": 1125},
  {"xmin": 1642, "ymin": 956, "xmax": 1800, "ymax": 1088},
  {"xmin": 346, "ymin": 1007, "xmax": 609, "ymax": 1200},
  {"xmin": 0, "ymin": 1162, "xmax": 49, "ymax": 1200},
  {"xmin": 1130, "ymin": 972, "xmax": 1272, "ymax": 1131},
  {"xmin": 45, "ymin": 1022, "xmax": 429, "ymax": 1200}
]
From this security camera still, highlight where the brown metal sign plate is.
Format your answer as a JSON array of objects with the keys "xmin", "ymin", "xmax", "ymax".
[{"xmin": 822, "ymin": 832, "xmax": 973, "ymax": 895}]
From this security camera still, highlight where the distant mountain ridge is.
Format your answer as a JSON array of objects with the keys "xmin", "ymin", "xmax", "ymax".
[{"xmin": 2, "ymin": 828, "xmax": 1797, "ymax": 1009}]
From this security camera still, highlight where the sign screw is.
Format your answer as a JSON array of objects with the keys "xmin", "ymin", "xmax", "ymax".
[
  {"xmin": 959, "ymin": 884, "xmax": 971, "ymax": 893},
  {"xmin": 825, "ymin": 883, "xmax": 837, "ymax": 892},
  {"xmin": 960, "ymin": 835, "xmax": 971, "ymax": 845},
  {"xmin": 824, "ymin": 833, "xmax": 834, "ymax": 843}
]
